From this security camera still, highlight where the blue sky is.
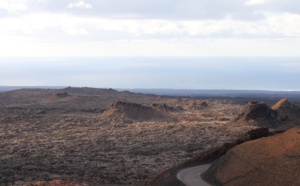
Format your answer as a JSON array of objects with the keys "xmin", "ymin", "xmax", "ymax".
[{"xmin": 0, "ymin": 1, "xmax": 299, "ymax": 90}]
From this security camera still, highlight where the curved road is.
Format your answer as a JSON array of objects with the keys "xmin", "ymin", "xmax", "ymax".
[{"xmin": 177, "ymin": 164, "xmax": 212, "ymax": 186}]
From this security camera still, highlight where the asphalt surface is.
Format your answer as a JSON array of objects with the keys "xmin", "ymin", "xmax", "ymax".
[{"xmin": 176, "ymin": 164, "xmax": 212, "ymax": 186}]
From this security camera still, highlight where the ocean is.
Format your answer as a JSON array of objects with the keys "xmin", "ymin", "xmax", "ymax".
[{"xmin": 0, "ymin": 57, "xmax": 299, "ymax": 91}]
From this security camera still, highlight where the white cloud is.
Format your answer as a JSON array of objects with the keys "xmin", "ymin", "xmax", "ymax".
[
  {"xmin": 245, "ymin": 0, "xmax": 268, "ymax": 6},
  {"xmin": 89, "ymin": 15, "xmax": 300, "ymax": 38},
  {"xmin": 1, "ymin": 36, "xmax": 300, "ymax": 57},
  {"xmin": 267, "ymin": 13, "xmax": 300, "ymax": 37},
  {"xmin": 0, "ymin": 0, "xmax": 28, "ymax": 13},
  {"xmin": 0, "ymin": 13, "xmax": 91, "ymax": 36},
  {"xmin": 1, "ymin": 12, "xmax": 300, "ymax": 39},
  {"xmin": 62, "ymin": 27, "xmax": 89, "ymax": 35},
  {"xmin": 0, "ymin": 6, "xmax": 299, "ymax": 57},
  {"xmin": 67, "ymin": 1, "xmax": 92, "ymax": 9}
]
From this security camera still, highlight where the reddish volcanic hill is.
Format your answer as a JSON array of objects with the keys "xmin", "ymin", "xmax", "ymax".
[
  {"xmin": 101, "ymin": 101, "xmax": 169, "ymax": 122},
  {"xmin": 229, "ymin": 101, "xmax": 278, "ymax": 128},
  {"xmin": 272, "ymin": 98, "xmax": 300, "ymax": 123},
  {"xmin": 202, "ymin": 127, "xmax": 300, "ymax": 186},
  {"xmin": 229, "ymin": 98, "xmax": 300, "ymax": 129}
]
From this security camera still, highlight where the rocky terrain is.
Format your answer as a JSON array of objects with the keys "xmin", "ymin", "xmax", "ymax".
[
  {"xmin": 148, "ymin": 127, "xmax": 273, "ymax": 186},
  {"xmin": 20, "ymin": 179, "xmax": 87, "ymax": 186},
  {"xmin": 199, "ymin": 99, "xmax": 300, "ymax": 186},
  {"xmin": 0, "ymin": 87, "xmax": 299, "ymax": 185},
  {"xmin": 0, "ymin": 87, "xmax": 249, "ymax": 185},
  {"xmin": 149, "ymin": 98, "xmax": 300, "ymax": 186}
]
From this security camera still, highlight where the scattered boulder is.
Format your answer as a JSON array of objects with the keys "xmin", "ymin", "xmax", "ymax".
[
  {"xmin": 101, "ymin": 101, "xmax": 169, "ymax": 122},
  {"xmin": 229, "ymin": 101, "xmax": 278, "ymax": 128},
  {"xmin": 202, "ymin": 127, "xmax": 300, "ymax": 186}
]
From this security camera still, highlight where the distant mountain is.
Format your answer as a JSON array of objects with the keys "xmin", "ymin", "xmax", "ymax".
[{"xmin": 0, "ymin": 86, "xmax": 65, "ymax": 92}]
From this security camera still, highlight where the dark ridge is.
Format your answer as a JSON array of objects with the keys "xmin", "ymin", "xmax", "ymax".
[{"xmin": 63, "ymin": 87, "xmax": 119, "ymax": 95}]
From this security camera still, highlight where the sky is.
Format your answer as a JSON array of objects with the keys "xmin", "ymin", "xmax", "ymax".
[
  {"xmin": 0, "ymin": 0, "xmax": 300, "ymax": 90},
  {"xmin": 0, "ymin": 0, "xmax": 299, "ymax": 57}
]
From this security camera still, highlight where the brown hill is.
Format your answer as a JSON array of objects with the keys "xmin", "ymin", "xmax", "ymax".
[
  {"xmin": 202, "ymin": 127, "xmax": 300, "ymax": 186},
  {"xmin": 272, "ymin": 98, "xmax": 300, "ymax": 122},
  {"xmin": 229, "ymin": 101, "xmax": 278, "ymax": 128},
  {"xmin": 101, "ymin": 101, "xmax": 169, "ymax": 122}
]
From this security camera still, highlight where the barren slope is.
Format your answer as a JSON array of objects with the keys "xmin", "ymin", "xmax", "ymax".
[{"xmin": 203, "ymin": 127, "xmax": 300, "ymax": 186}]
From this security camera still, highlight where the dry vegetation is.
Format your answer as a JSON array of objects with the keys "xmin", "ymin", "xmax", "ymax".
[{"xmin": 0, "ymin": 87, "xmax": 257, "ymax": 185}]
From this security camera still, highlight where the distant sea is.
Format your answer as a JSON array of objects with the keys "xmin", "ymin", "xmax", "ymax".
[{"xmin": 1, "ymin": 57, "xmax": 300, "ymax": 91}]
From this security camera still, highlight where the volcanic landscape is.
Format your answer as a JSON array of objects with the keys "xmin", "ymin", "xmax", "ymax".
[{"xmin": 1, "ymin": 87, "xmax": 300, "ymax": 186}]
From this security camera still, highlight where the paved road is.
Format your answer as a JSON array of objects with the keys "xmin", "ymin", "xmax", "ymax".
[{"xmin": 177, "ymin": 164, "xmax": 212, "ymax": 186}]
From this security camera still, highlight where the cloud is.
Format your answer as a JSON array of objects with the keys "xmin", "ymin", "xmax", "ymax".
[
  {"xmin": 245, "ymin": 0, "xmax": 267, "ymax": 6},
  {"xmin": 67, "ymin": 1, "xmax": 92, "ymax": 9},
  {"xmin": 1, "ymin": 12, "xmax": 300, "ymax": 40},
  {"xmin": 0, "ymin": 0, "xmax": 28, "ymax": 13},
  {"xmin": 39, "ymin": 0, "xmax": 298, "ymax": 21},
  {"xmin": 0, "ymin": 0, "xmax": 299, "ymax": 57},
  {"xmin": 62, "ymin": 27, "xmax": 89, "ymax": 35},
  {"xmin": 3, "ymin": 0, "xmax": 298, "ymax": 21}
]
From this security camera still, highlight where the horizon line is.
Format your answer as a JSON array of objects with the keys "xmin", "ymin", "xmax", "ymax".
[{"xmin": 0, "ymin": 85, "xmax": 300, "ymax": 92}]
